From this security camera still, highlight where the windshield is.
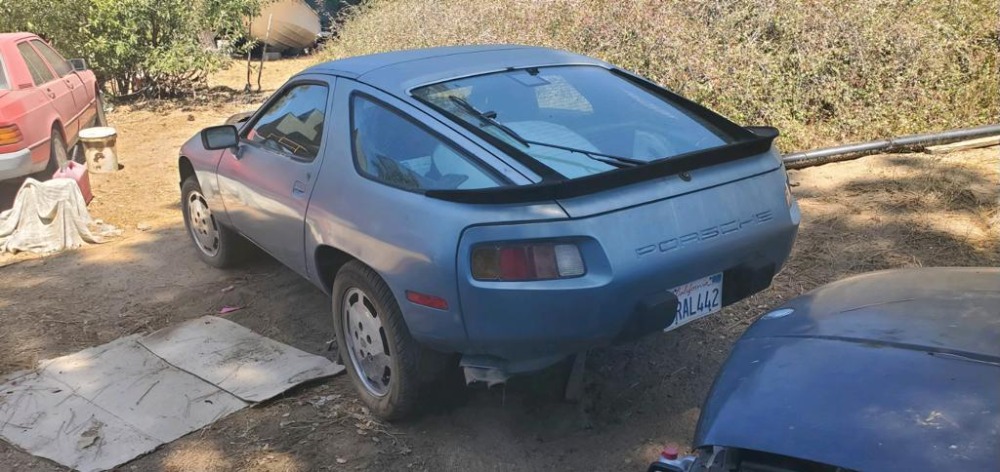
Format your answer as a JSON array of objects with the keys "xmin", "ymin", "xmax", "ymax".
[
  {"xmin": 0, "ymin": 58, "xmax": 8, "ymax": 90},
  {"xmin": 413, "ymin": 66, "xmax": 731, "ymax": 179}
]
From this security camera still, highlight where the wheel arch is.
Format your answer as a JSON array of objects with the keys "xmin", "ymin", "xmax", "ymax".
[
  {"xmin": 178, "ymin": 155, "xmax": 196, "ymax": 186},
  {"xmin": 315, "ymin": 244, "xmax": 356, "ymax": 295},
  {"xmin": 50, "ymin": 119, "xmax": 65, "ymax": 140}
]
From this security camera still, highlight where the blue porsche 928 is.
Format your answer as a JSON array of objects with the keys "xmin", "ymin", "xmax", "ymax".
[{"xmin": 178, "ymin": 45, "xmax": 800, "ymax": 419}]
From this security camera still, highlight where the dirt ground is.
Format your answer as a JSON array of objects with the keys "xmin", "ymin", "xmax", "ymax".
[{"xmin": 0, "ymin": 57, "xmax": 997, "ymax": 472}]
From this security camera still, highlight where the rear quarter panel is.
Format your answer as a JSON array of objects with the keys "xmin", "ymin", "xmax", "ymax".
[{"xmin": 304, "ymin": 80, "xmax": 565, "ymax": 350}]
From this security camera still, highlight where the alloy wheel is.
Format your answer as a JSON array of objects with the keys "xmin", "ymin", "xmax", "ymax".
[
  {"xmin": 186, "ymin": 190, "xmax": 220, "ymax": 257},
  {"xmin": 343, "ymin": 287, "xmax": 392, "ymax": 397}
]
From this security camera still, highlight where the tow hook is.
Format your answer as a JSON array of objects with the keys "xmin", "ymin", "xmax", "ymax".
[
  {"xmin": 647, "ymin": 457, "xmax": 694, "ymax": 472},
  {"xmin": 647, "ymin": 445, "xmax": 695, "ymax": 472}
]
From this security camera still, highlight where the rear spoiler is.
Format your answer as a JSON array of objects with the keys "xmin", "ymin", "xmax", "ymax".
[{"xmin": 425, "ymin": 127, "xmax": 779, "ymax": 204}]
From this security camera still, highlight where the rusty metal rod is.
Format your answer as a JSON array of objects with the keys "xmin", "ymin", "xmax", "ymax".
[{"xmin": 782, "ymin": 124, "xmax": 1000, "ymax": 169}]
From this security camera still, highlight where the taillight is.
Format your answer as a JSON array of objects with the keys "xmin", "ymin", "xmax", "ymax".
[
  {"xmin": 472, "ymin": 242, "xmax": 585, "ymax": 281},
  {"xmin": 0, "ymin": 124, "xmax": 22, "ymax": 146}
]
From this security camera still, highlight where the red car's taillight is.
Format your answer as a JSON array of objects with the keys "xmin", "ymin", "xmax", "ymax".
[
  {"xmin": 0, "ymin": 124, "xmax": 23, "ymax": 146},
  {"xmin": 472, "ymin": 242, "xmax": 585, "ymax": 281}
]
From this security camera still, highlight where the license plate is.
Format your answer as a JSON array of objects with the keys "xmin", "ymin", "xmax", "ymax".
[{"xmin": 664, "ymin": 273, "xmax": 723, "ymax": 331}]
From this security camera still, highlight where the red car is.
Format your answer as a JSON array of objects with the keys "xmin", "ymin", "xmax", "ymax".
[{"xmin": 0, "ymin": 32, "xmax": 104, "ymax": 181}]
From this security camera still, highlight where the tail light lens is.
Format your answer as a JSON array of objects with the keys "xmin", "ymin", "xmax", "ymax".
[
  {"xmin": 0, "ymin": 124, "xmax": 22, "ymax": 146},
  {"xmin": 472, "ymin": 242, "xmax": 585, "ymax": 281}
]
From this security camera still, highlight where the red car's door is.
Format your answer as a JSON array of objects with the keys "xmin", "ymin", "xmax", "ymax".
[
  {"xmin": 30, "ymin": 40, "xmax": 94, "ymax": 130},
  {"xmin": 15, "ymin": 41, "xmax": 77, "ymax": 138}
]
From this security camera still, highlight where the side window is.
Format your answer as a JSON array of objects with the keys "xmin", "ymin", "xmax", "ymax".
[
  {"xmin": 0, "ymin": 58, "xmax": 9, "ymax": 90},
  {"xmin": 351, "ymin": 95, "xmax": 503, "ymax": 191},
  {"xmin": 16, "ymin": 42, "xmax": 55, "ymax": 86},
  {"xmin": 31, "ymin": 40, "xmax": 72, "ymax": 77},
  {"xmin": 244, "ymin": 83, "xmax": 328, "ymax": 161}
]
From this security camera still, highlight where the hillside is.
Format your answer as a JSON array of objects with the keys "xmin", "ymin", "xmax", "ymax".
[{"xmin": 325, "ymin": 0, "xmax": 999, "ymax": 150}]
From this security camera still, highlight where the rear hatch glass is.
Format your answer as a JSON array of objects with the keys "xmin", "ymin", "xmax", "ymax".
[{"xmin": 413, "ymin": 65, "xmax": 778, "ymax": 203}]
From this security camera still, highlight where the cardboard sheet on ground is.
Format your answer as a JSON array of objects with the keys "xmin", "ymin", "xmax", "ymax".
[
  {"xmin": 0, "ymin": 317, "xmax": 344, "ymax": 472},
  {"xmin": 139, "ymin": 316, "xmax": 345, "ymax": 402}
]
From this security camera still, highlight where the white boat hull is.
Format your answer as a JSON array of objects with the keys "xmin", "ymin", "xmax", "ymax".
[{"xmin": 249, "ymin": 0, "xmax": 321, "ymax": 51}]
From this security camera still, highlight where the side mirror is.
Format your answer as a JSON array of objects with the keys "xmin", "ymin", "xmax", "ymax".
[
  {"xmin": 746, "ymin": 126, "xmax": 779, "ymax": 139},
  {"xmin": 68, "ymin": 58, "xmax": 88, "ymax": 71},
  {"xmin": 201, "ymin": 125, "xmax": 239, "ymax": 150}
]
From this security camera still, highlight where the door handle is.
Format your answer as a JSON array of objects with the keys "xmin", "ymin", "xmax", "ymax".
[
  {"xmin": 292, "ymin": 180, "xmax": 307, "ymax": 197},
  {"xmin": 64, "ymin": 79, "xmax": 74, "ymax": 89},
  {"xmin": 45, "ymin": 88, "xmax": 56, "ymax": 99}
]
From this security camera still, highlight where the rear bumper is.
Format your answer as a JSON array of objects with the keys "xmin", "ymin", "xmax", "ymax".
[
  {"xmin": 453, "ymin": 247, "xmax": 792, "ymax": 374},
  {"xmin": 0, "ymin": 147, "xmax": 37, "ymax": 181}
]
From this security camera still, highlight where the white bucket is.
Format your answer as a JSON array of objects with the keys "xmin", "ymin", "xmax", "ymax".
[{"xmin": 78, "ymin": 126, "xmax": 119, "ymax": 173}]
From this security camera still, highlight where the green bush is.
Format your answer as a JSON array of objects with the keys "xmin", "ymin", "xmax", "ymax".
[
  {"xmin": 325, "ymin": 0, "xmax": 999, "ymax": 150},
  {"xmin": 0, "ymin": 0, "xmax": 266, "ymax": 97}
]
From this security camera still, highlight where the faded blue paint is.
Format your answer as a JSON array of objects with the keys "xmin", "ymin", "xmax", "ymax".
[{"xmin": 695, "ymin": 268, "xmax": 1000, "ymax": 472}]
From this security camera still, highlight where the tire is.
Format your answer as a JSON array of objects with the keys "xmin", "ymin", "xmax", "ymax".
[
  {"xmin": 181, "ymin": 176, "xmax": 247, "ymax": 268},
  {"xmin": 332, "ymin": 261, "xmax": 448, "ymax": 420},
  {"xmin": 70, "ymin": 141, "xmax": 86, "ymax": 165},
  {"xmin": 43, "ymin": 127, "xmax": 69, "ymax": 177}
]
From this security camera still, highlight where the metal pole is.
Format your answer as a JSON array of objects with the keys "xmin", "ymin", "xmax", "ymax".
[
  {"xmin": 256, "ymin": 14, "xmax": 273, "ymax": 92},
  {"xmin": 244, "ymin": 16, "xmax": 253, "ymax": 92},
  {"xmin": 782, "ymin": 124, "xmax": 1000, "ymax": 169}
]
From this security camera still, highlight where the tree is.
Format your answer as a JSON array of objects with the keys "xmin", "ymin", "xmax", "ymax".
[{"xmin": 0, "ymin": 0, "xmax": 268, "ymax": 97}]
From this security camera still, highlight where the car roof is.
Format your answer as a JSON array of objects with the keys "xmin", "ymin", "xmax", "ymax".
[
  {"xmin": 0, "ymin": 32, "xmax": 39, "ymax": 44},
  {"xmin": 301, "ymin": 44, "xmax": 609, "ymax": 95}
]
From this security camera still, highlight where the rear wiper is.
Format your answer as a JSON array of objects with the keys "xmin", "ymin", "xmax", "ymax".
[
  {"xmin": 448, "ymin": 96, "xmax": 530, "ymax": 147},
  {"xmin": 447, "ymin": 96, "xmax": 642, "ymax": 169},
  {"xmin": 522, "ymin": 140, "xmax": 644, "ymax": 168}
]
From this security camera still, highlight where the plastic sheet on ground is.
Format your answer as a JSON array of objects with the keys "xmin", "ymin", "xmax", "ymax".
[
  {"xmin": 0, "ymin": 317, "xmax": 344, "ymax": 471},
  {"xmin": 0, "ymin": 178, "xmax": 113, "ymax": 254}
]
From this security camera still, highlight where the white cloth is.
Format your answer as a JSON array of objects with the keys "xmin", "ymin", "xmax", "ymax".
[{"xmin": 0, "ymin": 178, "xmax": 102, "ymax": 254}]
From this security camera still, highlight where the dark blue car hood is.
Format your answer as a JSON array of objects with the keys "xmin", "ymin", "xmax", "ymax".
[{"xmin": 695, "ymin": 267, "xmax": 1000, "ymax": 472}]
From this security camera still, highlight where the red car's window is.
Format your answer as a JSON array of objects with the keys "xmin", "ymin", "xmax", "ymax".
[
  {"xmin": 16, "ymin": 42, "xmax": 54, "ymax": 86},
  {"xmin": 31, "ymin": 40, "xmax": 72, "ymax": 77},
  {"xmin": 0, "ymin": 58, "xmax": 8, "ymax": 90}
]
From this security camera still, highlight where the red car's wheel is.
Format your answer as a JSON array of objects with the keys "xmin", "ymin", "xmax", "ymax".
[{"xmin": 42, "ymin": 126, "xmax": 68, "ymax": 176}]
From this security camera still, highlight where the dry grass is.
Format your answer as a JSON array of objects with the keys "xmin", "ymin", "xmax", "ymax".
[{"xmin": 324, "ymin": 0, "xmax": 999, "ymax": 151}]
